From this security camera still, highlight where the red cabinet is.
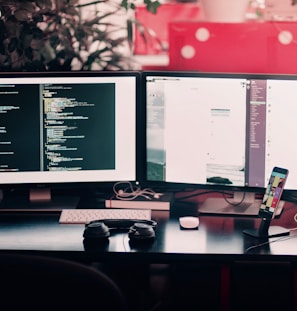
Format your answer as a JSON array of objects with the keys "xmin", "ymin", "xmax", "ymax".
[{"xmin": 168, "ymin": 21, "xmax": 297, "ymax": 73}]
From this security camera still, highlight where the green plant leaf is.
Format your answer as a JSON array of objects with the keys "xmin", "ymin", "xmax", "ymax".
[
  {"xmin": 144, "ymin": 0, "xmax": 161, "ymax": 14},
  {"xmin": 0, "ymin": 0, "xmax": 162, "ymax": 71}
]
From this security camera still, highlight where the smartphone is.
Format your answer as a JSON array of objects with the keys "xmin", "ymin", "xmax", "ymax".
[{"xmin": 259, "ymin": 166, "xmax": 289, "ymax": 218}]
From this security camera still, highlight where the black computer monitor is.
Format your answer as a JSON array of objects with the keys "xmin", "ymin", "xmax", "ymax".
[
  {"xmin": 0, "ymin": 71, "xmax": 140, "ymax": 209},
  {"xmin": 141, "ymin": 71, "xmax": 297, "ymax": 216}
]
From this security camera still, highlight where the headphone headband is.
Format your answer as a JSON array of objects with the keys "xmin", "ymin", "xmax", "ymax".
[{"xmin": 85, "ymin": 218, "xmax": 157, "ymax": 229}]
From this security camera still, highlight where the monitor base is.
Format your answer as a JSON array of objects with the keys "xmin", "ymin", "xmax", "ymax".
[
  {"xmin": 0, "ymin": 188, "xmax": 80, "ymax": 211},
  {"xmin": 198, "ymin": 192, "xmax": 284, "ymax": 217}
]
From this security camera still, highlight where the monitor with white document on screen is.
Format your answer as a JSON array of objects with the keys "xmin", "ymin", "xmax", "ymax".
[{"xmin": 141, "ymin": 71, "xmax": 297, "ymax": 216}]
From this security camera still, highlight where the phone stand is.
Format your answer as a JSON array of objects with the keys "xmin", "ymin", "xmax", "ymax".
[{"xmin": 243, "ymin": 217, "xmax": 290, "ymax": 239}]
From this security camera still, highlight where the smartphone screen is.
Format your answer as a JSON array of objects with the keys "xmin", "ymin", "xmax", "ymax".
[{"xmin": 259, "ymin": 166, "xmax": 289, "ymax": 218}]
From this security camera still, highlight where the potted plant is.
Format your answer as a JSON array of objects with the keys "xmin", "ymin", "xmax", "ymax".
[{"xmin": 0, "ymin": 0, "xmax": 160, "ymax": 71}]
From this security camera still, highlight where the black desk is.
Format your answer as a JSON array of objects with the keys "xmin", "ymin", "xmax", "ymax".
[
  {"xmin": 0, "ymin": 202, "xmax": 297, "ymax": 311},
  {"xmin": 0, "ymin": 203, "xmax": 297, "ymax": 261}
]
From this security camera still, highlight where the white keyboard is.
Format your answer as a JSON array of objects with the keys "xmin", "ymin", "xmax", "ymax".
[{"xmin": 59, "ymin": 208, "xmax": 152, "ymax": 224}]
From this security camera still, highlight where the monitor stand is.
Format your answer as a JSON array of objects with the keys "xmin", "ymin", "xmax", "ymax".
[
  {"xmin": 0, "ymin": 188, "xmax": 80, "ymax": 211},
  {"xmin": 243, "ymin": 217, "xmax": 290, "ymax": 239},
  {"xmin": 198, "ymin": 191, "xmax": 284, "ymax": 217}
]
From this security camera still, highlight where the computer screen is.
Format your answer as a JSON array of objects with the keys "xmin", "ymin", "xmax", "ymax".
[
  {"xmin": 142, "ymin": 71, "xmax": 297, "ymax": 215},
  {"xmin": 0, "ymin": 71, "xmax": 140, "ymax": 209}
]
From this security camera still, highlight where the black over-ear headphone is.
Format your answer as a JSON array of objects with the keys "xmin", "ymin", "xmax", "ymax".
[{"xmin": 83, "ymin": 219, "xmax": 157, "ymax": 244}]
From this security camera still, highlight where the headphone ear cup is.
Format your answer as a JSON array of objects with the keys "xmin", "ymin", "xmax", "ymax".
[
  {"xmin": 128, "ymin": 223, "xmax": 155, "ymax": 243},
  {"xmin": 83, "ymin": 221, "xmax": 110, "ymax": 240}
]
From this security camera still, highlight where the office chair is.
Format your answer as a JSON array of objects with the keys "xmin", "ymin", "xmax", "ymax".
[{"xmin": 0, "ymin": 252, "xmax": 128, "ymax": 310}]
